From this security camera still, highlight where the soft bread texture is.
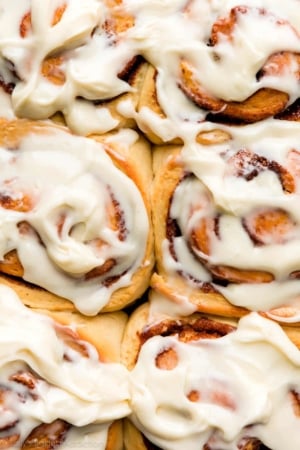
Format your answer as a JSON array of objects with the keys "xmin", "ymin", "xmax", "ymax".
[
  {"xmin": 0, "ymin": 282, "xmax": 129, "ymax": 450},
  {"xmin": 135, "ymin": 61, "xmax": 296, "ymax": 145},
  {"xmin": 151, "ymin": 272, "xmax": 249, "ymax": 321},
  {"xmin": 151, "ymin": 129, "xmax": 300, "ymax": 324},
  {"xmin": 122, "ymin": 299, "xmax": 300, "ymax": 450},
  {"xmin": 0, "ymin": 118, "xmax": 154, "ymax": 314},
  {"xmin": 122, "ymin": 298, "xmax": 300, "ymax": 372},
  {"xmin": 121, "ymin": 301, "xmax": 238, "ymax": 370},
  {"xmin": 31, "ymin": 307, "xmax": 127, "ymax": 450},
  {"xmin": 121, "ymin": 300, "xmax": 238, "ymax": 450},
  {"xmin": 33, "ymin": 305, "xmax": 128, "ymax": 364},
  {"xmin": 0, "ymin": 273, "xmax": 74, "ymax": 311},
  {"xmin": 151, "ymin": 140, "xmax": 250, "ymax": 320}
]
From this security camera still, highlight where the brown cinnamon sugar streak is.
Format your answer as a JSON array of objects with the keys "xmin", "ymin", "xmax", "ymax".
[{"xmin": 178, "ymin": 6, "xmax": 299, "ymax": 123}]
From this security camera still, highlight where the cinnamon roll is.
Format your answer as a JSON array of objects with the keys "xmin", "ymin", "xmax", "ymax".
[
  {"xmin": 1, "ymin": 1, "xmax": 300, "ymax": 142},
  {"xmin": 151, "ymin": 119, "xmax": 300, "ymax": 323},
  {"xmin": 0, "ymin": 0, "xmax": 146, "ymax": 135},
  {"xmin": 132, "ymin": 0, "xmax": 300, "ymax": 143},
  {"xmin": 178, "ymin": 4, "xmax": 300, "ymax": 123},
  {"xmin": 0, "ymin": 118, "xmax": 153, "ymax": 315},
  {"xmin": 0, "ymin": 282, "xmax": 130, "ymax": 450},
  {"xmin": 122, "ymin": 295, "xmax": 300, "ymax": 450}
]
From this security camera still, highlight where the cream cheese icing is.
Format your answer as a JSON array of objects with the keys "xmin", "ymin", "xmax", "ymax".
[
  {"xmin": 0, "ymin": 284, "xmax": 130, "ymax": 449},
  {"xmin": 159, "ymin": 119, "xmax": 300, "ymax": 321},
  {"xmin": 0, "ymin": 125, "xmax": 149, "ymax": 315},
  {"xmin": 130, "ymin": 312, "xmax": 300, "ymax": 450},
  {"xmin": 0, "ymin": 0, "xmax": 299, "ymax": 138}
]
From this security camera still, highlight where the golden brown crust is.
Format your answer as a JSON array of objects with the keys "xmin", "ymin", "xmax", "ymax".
[
  {"xmin": 34, "ymin": 307, "xmax": 128, "ymax": 364},
  {"xmin": 276, "ymin": 99, "xmax": 300, "ymax": 121},
  {"xmin": 121, "ymin": 301, "xmax": 238, "ymax": 370},
  {"xmin": 92, "ymin": 58, "xmax": 150, "ymax": 132},
  {"xmin": 151, "ymin": 273, "xmax": 300, "ymax": 341},
  {"xmin": 0, "ymin": 118, "xmax": 60, "ymax": 147},
  {"xmin": 136, "ymin": 61, "xmax": 292, "ymax": 144},
  {"xmin": 151, "ymin": 145, "xmax": 183, "ymax": 275},
  {"xmin": 0, "ymin": 119, "xmax": 154, "ymax": 313},
  {"xmin": 121, "ymin": 302, "xmax": 151, "ymax": 370},
  {"xmin": 18, "ymin": 419, "xmax": 123, "ymax": 450},
  {"xmin": 0, "ymin": 273, "xmax": 74, "ymax": 311},
  {"xmin": 105, "ymin": 420, "xmax": 124, "ymax": 450},
  {"xmin": 177, "ymin": 4, "xmax": 300, "ymax": 124},
  {"xmin": 103, "ymin": 0, "xmax": 135, "ymax": 38},
  {"xmin": 136, "ymin": 64, "xmax": 179, "ymax": 145},
  {"xmin": 21, "ymin": 419, "xmax": 71, "ymax": 450},
  {"xmin": 123, "ymin": 419, "xmax": 157, "ymax": 450},
  {"xmin": 151, "ymin": 143, "xmax": 244, "ymax": 314},
  {"xmin": 136, "ymin": 64, "xmax": 239, "ymax": 144},
  {"xmin": 179, "ymin": 59, "xmax": 289, "ymax": 123},
  {"xmin": 91, "ymin": 129, "xmax": 155, "ymax": 313}
]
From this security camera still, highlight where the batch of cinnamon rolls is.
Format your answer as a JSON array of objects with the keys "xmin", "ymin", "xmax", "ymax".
[{"xmin": 0, "ymin": 0, "xmax": 300, "ymax": 449}]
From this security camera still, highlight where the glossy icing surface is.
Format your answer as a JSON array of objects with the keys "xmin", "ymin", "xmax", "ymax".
[
  {"xmin": 0, "ymin": 284, "xmax": 130, "ymax": 448},
  {"xmin": 0, "ymin": 125, "xmax": 149, "ymax": 314},
  {"xmin": 130, "ymin": 312, "xmax": 300, "ymax": 450}
]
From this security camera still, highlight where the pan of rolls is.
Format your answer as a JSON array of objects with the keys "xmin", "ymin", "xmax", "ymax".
[{"xmin": 0, "ymin": 0, "xmax": 300, "ymax": 449}]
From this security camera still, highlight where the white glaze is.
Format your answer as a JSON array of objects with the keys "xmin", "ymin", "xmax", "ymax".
[
  {"xmin": 130, "ymin": 312, "xmax": 300, "ymax": 450},
  {"xmin": 0, "ymin": 0, "xmax": 299, "ymax": 138},
  {"xmin": 158, "ymin": 120, "xmax": 300, "ymax": 320},
  {"xmin": 0, "ymin": 125, "xmax": 149, "ymax": 315},
  {"xmin": 0, "ymin": 284, "xmax": 130, "ymax": 448}
]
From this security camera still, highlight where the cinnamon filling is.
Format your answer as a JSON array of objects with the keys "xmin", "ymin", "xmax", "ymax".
[
  {"xmin": 137, "ymin": 315, "xmax": 291, "ymax": 449},
  {"xmin": 54, "ymin": 325, "xmax": 91, "ymax": 360},
  {"xmin": 0, "ymin": 317, "xmax": 106, "ymax": 449},
  {"xmin": 178, "ymin": 6, "xmax": 297, "ymax": 122},
  {"xmin": 155, "ymin": 347, "xmax": 178, "ymax": 370},
  {"xmin": 84, "ymin": 188, "xmax": 127, "ymax": 283},
  {"xmin": 19, "ymin": 4, "xmax": 67, "ymax": 87},
  {"xmin": 21, "ymin": 419, "xmax": 71, "ymax": 450},
  {"xmin": 103, "ymin": 0, "xmax": 135, "ymax": 42},
  {"xmin": 167, "ymin": 151, "xmax": 300, "ymax": 288},
  {"xmin": 227, "ymin": 149, "xmax": 295, "ymax": 193},
  {"xmin": 140, "ymin": 316, "xmax": 236, "ymax": 345},
  {"xmin": 0, "ymin": 193, "xmax": 34, "ymax": 213},
  {"xmin": 20, "ymin": 4, "xmax": 67, "ymax": 38}
]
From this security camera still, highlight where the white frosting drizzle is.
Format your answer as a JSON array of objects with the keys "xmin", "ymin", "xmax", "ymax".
[
  {"xmin": 158, "ymin": 119, "xmax": 300, "ymax": 321},
  {"xmin": 0, "ymin": 0, "xmax": 299, "ymax": 138},
  {"xmin": 0, "ymin": 125, "xmax": 149, "ymax": 315},
  {"xmin": 0, "ymin": 284, "xmax": 130, "ymax": 449},
  {"xmin": 130, "ymin": 312, "xmax": 300, "ymax": 450},
  {"xmin": 148, "ymin": 289, "xmax": 197, "ymax": 322}
]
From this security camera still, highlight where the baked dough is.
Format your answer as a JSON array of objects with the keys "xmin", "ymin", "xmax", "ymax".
[
  {"xmin": 0, "ymin": 118, "xmax": 154, "ymax": 315},
  {"xmin": 122, "ymin": 299, "xmax": 300, "ymax": 450},
  {"xmin": 0, "ymin": 282, "xmax": 130, "ymax": 450},
  {"xmin": 151, "ymin": 121, "xmax": 300, "ymax": 324}
]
